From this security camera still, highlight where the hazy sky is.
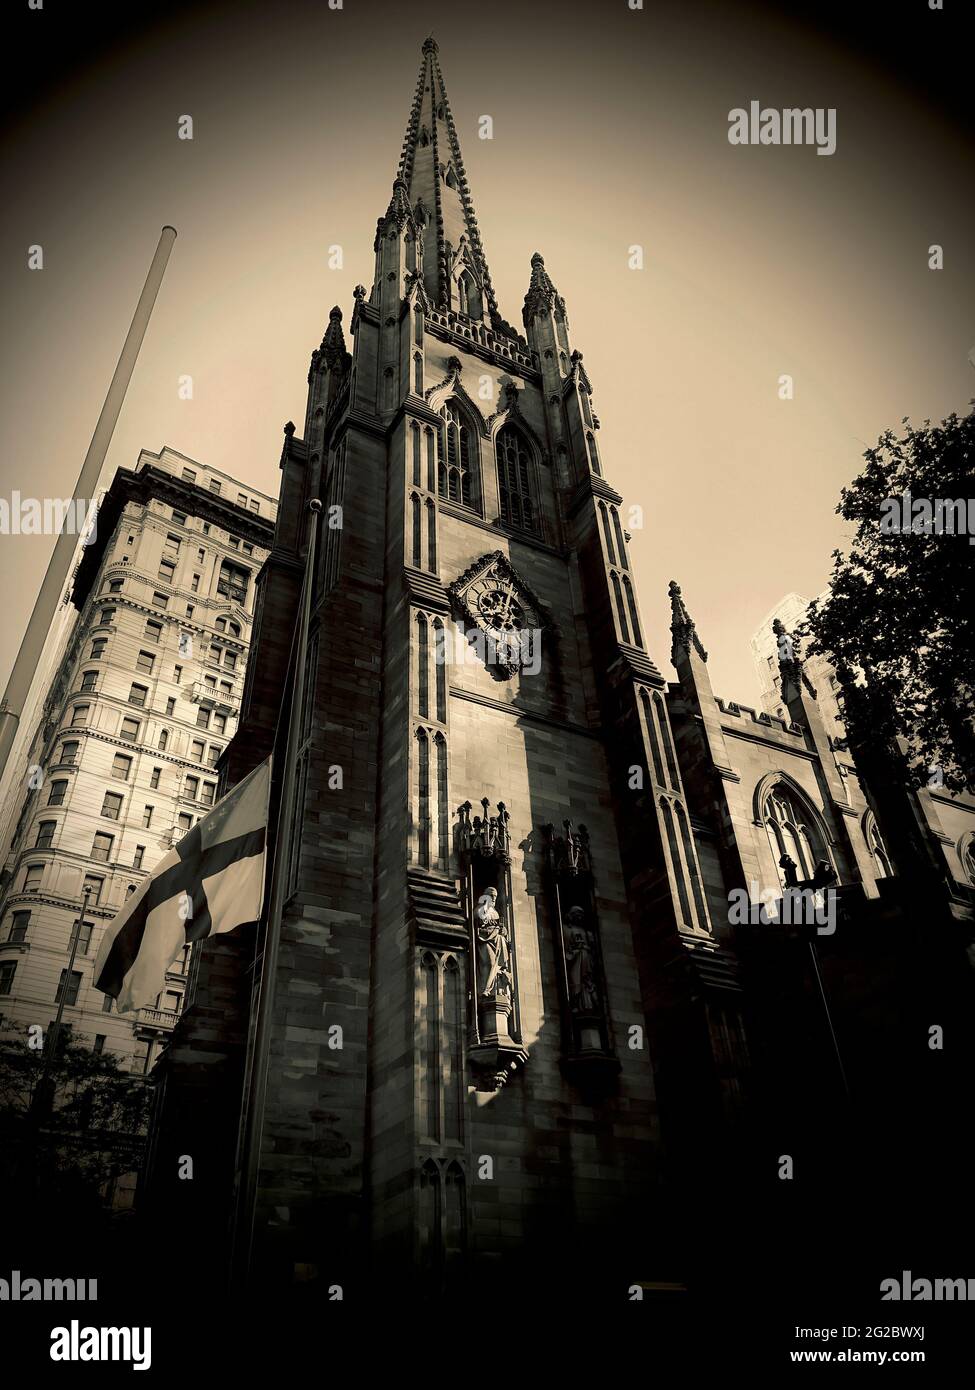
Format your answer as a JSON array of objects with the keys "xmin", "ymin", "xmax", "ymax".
[{"xmin": 2, "ymin": 0, "xmax": 972, "ymax": 705}]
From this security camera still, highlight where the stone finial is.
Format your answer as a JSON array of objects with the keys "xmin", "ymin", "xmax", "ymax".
[
  {"xmin": 422, "ymin": 35, "xmax": 439, "ymax": 54},
  {"xmin": 773, "ymin": 617, "xmax": 817, "ymax": 701},
  {"xmin": 321, "ymin": 306, "xmax": 348, "ymax": 370},
  {"xmin": 523, "ymin": 251, "xmax": 559, "ymax": 328},
  {"xmin": 669, "ymin": 580, "xmax": 708, "ymax": 665}
]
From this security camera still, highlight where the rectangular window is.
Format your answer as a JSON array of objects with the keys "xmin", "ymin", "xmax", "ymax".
[
  {"xmin": 0, "ymin": 962, "xmax": 17, "ymax": 996},
  {"xmin": 150, "ymin": 767, "xmax": 161, "ymax": 789},
  {"xmin": 142, "ymin": 806, "xmax": 153, "ymax": 828},
  {"xmin": 201, "ymin": 782, "xmax": 216, "ymax": 806},
  {"xmin": 90, "ymin": 638, "xmax": 107, "ymax": 660},
  {"xmin": 101, "ymin": 993, "xmax": 114, "ymax": 1013},
  {"xmin": 174, "ymin": 664, "xmax": 183, "ymax": 684},
  {"xmin": 249, "ymin": 499, "xmax": 259, "ymax": 513},
  {"xmin": 56, "ymin": 970, "xmax": 83, "ymax": 1007},
  {"xmin": 101, "ymin": 792, "xmax": 124, "ymax": 821},
  {"xmin": 204, "ymin": 675, "xmax": 217, "ymax": 690},
  {"xmin": 128, "ymin": 684, "xmax": 148, "ymax": 707},
  {"xmin": 185, "ymin": 604, "xmax": 194, "ymax": 619},
  {"xmin": 91, "ymin": 832, "xmax": 113, "ymax": 862},
  {"xmin": 34, "ymin": 821, "xmax": 55, "ymax": 849},
  {"xmin": 229, "ymin": 537, "xmax": 240, "ymax": 549},
  {"xmin": 165, "ymin": 698, "xmax": 176, "ymax": 716},
  {"xmin": 207, "ymin": 745, "xmax": 220, "ymax": 767},
  {"xmin": 196, "ymin": 708, "xmax": 211, "ymax": 730},
  {"xmin": 185, "ymin": 776, "xmax": 199, "ymax": 801},
  {"xmin": 213, "ymin": 713, "xmax": 227, "ymax": 735},
  {"xmin": 108, "ymin": 579, "xmax": 123, "ymax": 594},
  {"xmin": 191, "ymin": 573, "xmax": 200, "ymax": 592},
  {"xmin": 82, "ymin": 875, "xmax": 104, "ymax": 903},
  {"xmin": 8, "ymin": 911, "xmax": 30, "ymax": 943},
  {"xmin": 172, "ymin": 510, "xmax": 187, "ymax": 525},
  {"xmin": 217, "ymin": 561, "xmax": 249, "ymax": 604},
  {"xmin": 190, "ymin": 739, "xmax": 204, "ymax": 762},
  {"xmin": 136, "ymin": 650, "xmax": 155, "ymax": 674},
  {"xmin": 164, "ymin": 534, "xmax": 180, "ymax": 557},
  {"xmin": 164, "ymin": 991, "xmax": 181, "ymax": 1013},
  {"xmin": 237, "ymin": 493, "xmax": 247, "ymax": 507},
  {"xmin": 93, "ymin": 1035, "xmax": 106, "ymax": 1055},
  {"xmin": 59, "ymin": 741, "xmax": 79, "ymax": 765},
  {"xmin": 177, "ymin": 812, "xmax": 193, "ymax": 832},
  {"xmin": 181, "ymin": 468, "xmax": 196, "ymax": 482},
  {"xmin": 152, "ymin": 591, "xmax": 168, "ymax": 609},
  {"xmin": 209, "ymin": 480, "xmax": 221, "ymax": 495},
  {"xmin": 145, "ymin": 620, "xmax": 163, "ymax": 642},
  {"xmin": 70, "ymin": 918, "xmax": 93, "ymax": 955},
  {"xmin": 80, "ymin": 671, "xmax": 97, "ymax": 693},
  {"xmin": 133, "ymin": 845, "xmax": 145, "ymax": 869},
  {"xmin": 158, "ymin": 729, "xmax": 169, "ymax": 750},
  {"xmin": 158, "ymin": 559, "xmax": 176, "ymax": 584},
  {"xmin": 99, "ymin": 608, "xmax": 115, "ymax": 625},
  {"xmin": 197, "ymin": 548, "xmax": 205, "ymax": 562},
  {"xmin": 202, "ymin": 523, "xmax": 210, "ymax": 536},
  {"xmin": 242, "ymin": 543, "xmax": 254, "ymax": 556},
  {"xmin": 111, "ymin": 753, "xmax": 131, "ymax": 780},
  {"xmin": 71, "ymin": 705, "xmax": 89, "ymax": 727},
  {"xmin": 48, "ymin": 780, "xmax": 68, "ymax": 806},
  {"xmin": 23, "ymin": 864, "xmax": 43, "ymax": 892},
  {"xmin": 120, "ymin": 717, "xmax": 140, "ymax": 742},
  {"xmin": 219, "ymin": 680, "xmax": 232, "ymax": 697},
  {"xmin": 132, "ymin": 1040, "xmax": 152, "ymax": 1074}
]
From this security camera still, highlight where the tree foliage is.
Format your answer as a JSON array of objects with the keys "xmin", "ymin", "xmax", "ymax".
[{"xmin": 804, "ymin": 406, "xmax": 974, "ymax": 794}]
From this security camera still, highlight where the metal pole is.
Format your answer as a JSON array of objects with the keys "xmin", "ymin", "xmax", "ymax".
[
  {"xmin": 807, "ymin": 939, "xmax": 850, "ymax": 1101},
  {"xmin": 0, "ymin": 226, "xmax": 177, "ymax": 779},
  {"xmin": 231, "ymin": 499, "xmax": 321, "ymax": 1287}
]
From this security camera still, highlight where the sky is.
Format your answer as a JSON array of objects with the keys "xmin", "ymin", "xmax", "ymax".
[{"xmin": 1, "ymin": 0, "xmax": 972, "ymax": 706}]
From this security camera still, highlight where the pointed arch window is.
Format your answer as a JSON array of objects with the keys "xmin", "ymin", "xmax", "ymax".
[
  {"xmin": 611, "ymin": 572, "xmax": 631, "ymax": 643},
  {"xmin": 457, "ymin": 271, "xmax": 482, "ymax": 320},
  {"xmin": 411, "ymin": 422, "xmax": 422, "ymax": 487},
  {"xmin": 763, "ymin": 781, "xmax": 832, "ymax": 888},
  {"xmin": 433, "ymin": 618, "xmax": 447, "ymax": 723},
  {"xmin": 611, "ymin": 507, "xmax": 628, "ymax": 570},
  {"xmin": 416, "ymin": 729, "xmax": 431, "ymax": 868},
  {"xmin": 586, "ymin": 431, "xmax": 601, "ymax": 476},
  {"xmin": 495, "ymin": 426, "xmax": 539, "ymax": 535},
  {"xmin": 598, "ymin": 501, "xmax": 617, "ymax": 565},
  {"xmin": 426, "ymin": 499, "xmax": 438, "ymax": 573},
  {"xmin": 416, "ymin": 614, "xmax": 429, "ymax": 718},
  {"xmin": 864, "ymin": 811, "xmax": 894, "ymax": 879},
  {"xmin": 410, "ymin": 493, "xmax": 422, "ymax": 569},
  {"xmin": 438, "ymin": 401, "xmax": 476, "ymax": 509},
  {"xmin": 414, "ymin": 353, "xmax": 424, "ymax": 395}
]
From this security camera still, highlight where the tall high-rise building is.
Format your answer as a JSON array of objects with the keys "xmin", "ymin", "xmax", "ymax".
[
  {"xmin": 0, "ymin": 448, "xmax": 275, "ymax": 1092},
  {"xmin": 147, "ymin": 37, "xmax": 975, "ymax": 1303}
]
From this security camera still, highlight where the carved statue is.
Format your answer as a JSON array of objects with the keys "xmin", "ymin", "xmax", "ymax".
[
  {"xmin": 475, "ymin": 888, "xmax": 511, "ymax": 998},
  {"xmin": 563, "ymin": 906, "xmax": 599, "ymax": 1013}
]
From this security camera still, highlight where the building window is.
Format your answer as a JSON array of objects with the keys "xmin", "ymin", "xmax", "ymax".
[
  {"xmin": 864, "ymin": 812, "xmax": 894, "ymax": 879},
  {"xmin": 93, "ymin": 1035, "xmax": 106, "ymax": 1055},
  {"xmin": 249, "ymin": 498, "xmax": 259, "ymax": 513},
  {"xmin": 165, "ymin": 698, "xmax": 176, "ymax": 716},
  {"xmin": 59, "ymin": 741, "xmax": 79, "ymax": 765},
  {"xmin": 70, "ymin": 705, "xmax": 90, "ymax": 727},
  {"xmin": 80, "ymin": 670, "xmax": 98, "ymax": 693},
  {"xmin": 495, "ymin": 427, "xmax": 538, "ymax": 534},
  {"xmin": 8, "ymin": 911, "xmax": 30, "ymax": 943},
  {"xmin": 0, "ymin": 962, "xmax": 17, "ymax": 996},
  {"xmin": 223, "ymin": 651, "xmax": 237, "ymax": 671},
  {"xmin": 136, "ymin": 650, "xmax": 155, "ymax": 674},
  {"xmin": 181, "ymin": 468, "xmax": 196, "ymax": 482},
  {"xmin": 209, "ymin": 479, "xmax": 221, "ymax": 495},
  {"xmin": 177, "ymin": 812, "xmax": 193, "ymax": 834},
  {"xmin": 23, "ymin": 864, "xmax": 43, "ymax": 893},
  {"xmin": 83, "ymin": 875, "xmax": 104, "ymax": 904},
  {"xmin": 55, "ymin": 970, "xmax": 83, "ymax": 1007},
  {"xmin": 150, "ymin": 767, "xmax": 161, "ymax": 789},
  {"xmin": 172, "ymin": 510, "xmax": 187, "ymax": 525},
  {"xmin": 242, "ymin": 543, "xmax": 253, "ymax": 556},
  {"xmin": 101, "ymin": 792, "xmax": 124, "ymax": 821},
  {"xmin": 207, "ymin": 745, "xmax": 220, "ymax": 768},
  {"xmin": 202, "ymin": 524, "xmax": 210, "ymax": 535},
  {"xmin": 201, "ymin": 782, "xmax": 216, "ymax": 806},
  {"xmin": 90, "ymin": 637, "xmax": 107, "ymax": 660},
  {"xmin": 190, "ymin": 739, "xmax": 204, "ymax": 762},
  {"xmin": 70, "ymin": 918, "xmax": 93, "ymax": 956},
  {"xmin": 48, "ymin": 780, "xmax": 68, "ymax": 806},
  {"xmin": 196, "ymin": 709, "xmax": 211, "ymax": 730},
  {"xmin": 164, "ymin": 533, "xmax": 180, "ymax": 558},
  {"xmin": 157, "ymin": 729, "xmax": 169, "ymax": 750},
  {"xmin": 229, "ymin": 537, "xmax": 240, "ymax": 550},
  {"xmin": 213, "ymin": 713, "xmax": 227, "ymax": 735},
  {"xmin": 438, "ymin": 402, "xmax": 476, "ymax": 508},
  {"xmin": 34, "ymin": 821, "xmax": 55, "ymax": 849},
  {"xmin": 142, "ymin": 806, "xmax": 153, "ymax": 828},
  {"xmin": 120, "ymin": 716, "xmax": 140, "ymax": 742},
  {"xmin": 108, "ymin": 579, "xmax": 123, "ymax": 594},
  {"xmin": 763, "ymin": 782, "xmax": 833, "ymax": 889},
  {"xmin": 152, "ymin": 592, "xmax": 168, "ymax": 609},
  {"xmin": 185, "ymin": 775, "xmax": 199, "ymax": 801},
  {"xmin": 133, "ymin": 845, "xmax": 145, "ymax": 869},
  {"xmin": 217, "ymin": 561, "xmax": 249, "ymax": 604},
  {"xmin": 111, "ymin": 753, "xmax": 132, "ymax": 780},
  {"xmin": 145, "ymin": 620, "xmax": 163, "ymax": 642},
  {"xmin": 91, "ymin": 831, "xmax": 114, "ymax": 863},
  {"xmin": 129, "ymin": 684, "xmax": 148, "ymax": 707}
]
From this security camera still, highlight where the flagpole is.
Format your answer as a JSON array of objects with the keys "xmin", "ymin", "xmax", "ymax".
[
  {"xmin": 0, "ymin": 226, "xmax": 177, "ymax": 780},
  {"xmin": 231, "ymin": 497, "xmax": 321, "ymax": 1288}
]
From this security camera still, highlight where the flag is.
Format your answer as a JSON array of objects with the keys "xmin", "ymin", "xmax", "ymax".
[{"xmin": 94, "ymin": 757, "xmax": 271, "ymax": 1013}]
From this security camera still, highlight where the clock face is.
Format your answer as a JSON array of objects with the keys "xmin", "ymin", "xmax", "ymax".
[
  {"xmin": 468, "ymin": 571, "xmax": 539, "ymax": 634},
  {"xmin": 449, "ymin": 553, "xmax": 546, "ymax": 676}
]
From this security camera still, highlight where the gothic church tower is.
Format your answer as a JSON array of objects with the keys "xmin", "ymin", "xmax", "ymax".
[{"xmin": 154, "ymin": 36, "xmax": 746, "ymax": 1298}]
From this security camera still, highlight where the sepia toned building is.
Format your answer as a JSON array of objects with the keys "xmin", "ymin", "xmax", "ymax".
[
  {"xmin": 0, "ymin": 448, "xmax": 274, "ymax": 1089},
  {"xmin": 146, "ymin": 37, "xmax": 975, "ymax": 1304}
]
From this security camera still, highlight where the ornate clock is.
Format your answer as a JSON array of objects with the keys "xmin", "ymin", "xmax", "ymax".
[{"xmin": 448, "ymin": 550, "xmax": 546, "ymax": 677}]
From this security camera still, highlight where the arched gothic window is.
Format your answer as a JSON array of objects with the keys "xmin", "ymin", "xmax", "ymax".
[
  {"xmin": 438, "ymin": 401, "xmax": 476, "ymax": 508},
  {"xmin": 763, "ymin": 781, "xmax": 832, "ymax": 888},
  {"xmin": 457, "ymin": 271, "xmax": 482, "ymax": 320},
  {"xmin": 495, "ymin": 427, "xmax": 538, "ymax": 535},
  {"xmin": 586, "ymin": 431, "xmax": 600, "ymax": 476},
  {"xmin": 864, "ymin": 811, "xmax": 894, "ymax": 878}
]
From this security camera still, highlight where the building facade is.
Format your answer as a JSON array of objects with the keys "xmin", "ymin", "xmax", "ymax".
[
  {"xmin": 0, "ymin": 448, "xmax": 275, "ymax": 1088},
  {"xmin": 148, "ymin": 38, "xmax": 975, "ymax": 1303}
]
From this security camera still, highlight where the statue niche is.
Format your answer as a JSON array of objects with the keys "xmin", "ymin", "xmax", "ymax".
[
  {"xmin": 456, "ymin": 798, "xmax": 528, "ymax": 1091},
  {"xmin": 541, "ymin": 820, "xmax": 620, "ymax": 1093}
]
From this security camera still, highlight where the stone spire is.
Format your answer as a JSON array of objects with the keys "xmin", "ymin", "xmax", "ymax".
[
  {"xmin": 393, "ymin": 36, "xmax": 504, "ymax": 331},
  {"xmin": 321, "ymin": 306, "xmax": 349, "ymax": 370},
  {"xmin": 522, "ymin": 252, "xmax": 564, "ymax": 328},
  {"xmin": 772, "ymin": 617, "xmax": 817, "ymax": 703},
  {"xmin": 669, "ymin": 580, "xmax": 708, "ymax": 667}
]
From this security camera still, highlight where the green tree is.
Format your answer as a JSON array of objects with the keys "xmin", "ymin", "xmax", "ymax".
[{"xmin": 805, "ymin": 406, "xmax": 974, "ymax": 794}]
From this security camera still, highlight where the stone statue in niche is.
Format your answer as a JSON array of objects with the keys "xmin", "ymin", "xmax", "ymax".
[
  {"xmin": 563, "ymin": 905, "xmax": 599, "ymax": 1013},
  {"xmin": 475, "ymin": 887, "xmax": 511, "ymax": 998}
]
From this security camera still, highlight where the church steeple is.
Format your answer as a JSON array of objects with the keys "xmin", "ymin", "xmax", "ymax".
[{"xmin": 392, "ymin": 36, "xmax": 502, "ymax": 331}]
